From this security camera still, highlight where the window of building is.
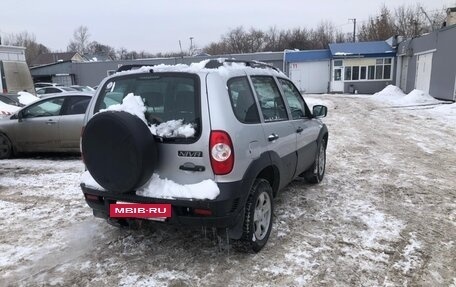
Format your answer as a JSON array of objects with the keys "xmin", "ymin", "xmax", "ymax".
[
  {"xmin": 352, "ymin": 66, "xmax": 360, "ymax": 80},
  {"xmin": 343, "ymin": 58, "xmax": 393, "ymax": 81},
  {"xmin": 344, "ymin": 66, "xmax": 352, "ymax": 81},
  {"xmin": 334, "ymin": 60, "xmax": 343, "ymax": 66},
  {"xmin": 375, "ymin": 65, "xmax": 383, "ymax": 79},
  {"xmin": 360, "ymin": 66, "xmax": 367, "ymax": 80},
  {"xmin": 368, "ymin": 66, "xmax": 375, "ymax": 79}
]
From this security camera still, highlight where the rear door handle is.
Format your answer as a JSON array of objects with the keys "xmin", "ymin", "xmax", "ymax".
[
  {"xmin": 179, "ymin": 163, "xmax": 205, "ymax": 172},
  {"xmin": 268, "ymin": 134, "xmax": 279, "ymax": 142},
  {"xmin": 46, "ymin": 120, "xmax": 56, "ymax": 125},
  {"xmin": 296, "ymin": 127, "xmax": 303, "ymax": 133}
]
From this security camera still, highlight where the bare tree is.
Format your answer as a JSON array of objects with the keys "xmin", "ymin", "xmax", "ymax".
[
  {"xmin": 67, "ymin": 26, "xmax": 91, "ymax": 54},
  {"xmin": 358, "ymin": 6, "xmax": 396, "ymax": 41},
  {"xmin": 3, "ymin": 31, "xmax": 50, "ymax": 65}
]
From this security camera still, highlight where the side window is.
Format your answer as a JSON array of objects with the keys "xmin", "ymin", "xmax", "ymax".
[
  {"xmin": 227, "ymin": 77, "xmax": 260, "ymax": 124},
  {"xmin": 278, "ymin": 78, "xmax": 308, "ymax": 119},
  {"xmin": 46, "ymin": 87, "xmax": 60, "ymax": 94},
  {"xmin": 251, "ymin": 76, "xmax": 288, "ymax": 122},
  {"xmin": 36, "ymin": 89, "xmax": 45, "ymax": 95},
  {"xmin": 23, "ymin": 98, "xmax": 64, "ymax": 118},
  {"xmin": 64, "ymin": 96, "xmax": 91, "ymax": 115}
]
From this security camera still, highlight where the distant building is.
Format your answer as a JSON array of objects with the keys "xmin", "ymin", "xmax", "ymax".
[
  {"xmin": 396, "ymin": 19, "xmax": 456, "ymax": 101},
  {"xmin": 284, "ymin": 41, "xmax": 396, "ymax": 94},
  {"xmin": 30, "ymin": 52, "xmax": 84, "ymax": 67}
]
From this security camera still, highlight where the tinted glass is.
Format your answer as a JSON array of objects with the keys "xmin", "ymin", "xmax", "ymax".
[
  {"xmin": 227, "ymin": 77, "xmax": 260, "ymax": 124},
  {"xmin": 96, "ymin": 73, "xmax": 200, "ymax": 139},
  {"xmin": 64, "ymin": 96, "xmax": 91, "ymax": 115},
  {"xmin": 278, "ymin": 78, "xmax": 307, "ymax": 119},
  {"xmin": 46, "ymin": 88, "xmax": 61, "ymax": 94},
  {"xmin": 251, "ymin": 76, "xmax": 287, "ymax": 122}
]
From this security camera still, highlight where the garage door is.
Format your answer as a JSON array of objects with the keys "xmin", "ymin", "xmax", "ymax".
[
  {"xmin": 288, "ymin": 61, "xmax": 330, "ymax": 93},
  {"xmin": 415, "ymin": 53, "xmax": 433, "ymax": 94}
]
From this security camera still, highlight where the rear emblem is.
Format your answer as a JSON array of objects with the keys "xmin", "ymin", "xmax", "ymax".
[{"xmin": 178, "ymin": 151, "xmax": 203, "ymax": 157}]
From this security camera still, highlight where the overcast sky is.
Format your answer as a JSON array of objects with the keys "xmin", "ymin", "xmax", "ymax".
[{"xmin": 1, "ymin": 0, "xmax": 455, "ymax": 54}]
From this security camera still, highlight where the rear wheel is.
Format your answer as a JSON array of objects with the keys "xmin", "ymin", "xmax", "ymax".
[
  {"xmin": 304, "ymin": 138, "xmax": 326, "ymax": 183},
  {"xmin": 235, "ymin": 179, "xmax": 273, "ymax": 253},
  {"xmin": 0, "ymin": 133, "xmax": 13, "ymax": 159}
]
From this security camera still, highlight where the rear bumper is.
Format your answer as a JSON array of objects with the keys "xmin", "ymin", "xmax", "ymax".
[{"xmin": 81, "ymin": 180, "xmax": 249, "ymax": 228}]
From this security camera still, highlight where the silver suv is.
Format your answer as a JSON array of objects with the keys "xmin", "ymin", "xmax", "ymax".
[{"xmin": 80, "ymin": 59, "xmax": 328, "ymax": 252}]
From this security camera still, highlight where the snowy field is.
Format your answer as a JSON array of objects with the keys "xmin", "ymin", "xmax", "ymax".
[{"xmin": 1, "ymin": 92, "xmax": 455, "ymax": 286}]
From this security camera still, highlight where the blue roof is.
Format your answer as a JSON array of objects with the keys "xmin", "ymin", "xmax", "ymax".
[
  {"xmin": 285, "ymin": 49, "xmax": 331, "ymax": 62},
  {"xmin": 329, "ymin": 41, "xmax": 395, "ymax": 57}
]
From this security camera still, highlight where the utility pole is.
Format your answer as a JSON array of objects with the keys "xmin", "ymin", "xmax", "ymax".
[
  {"xmin": 189, "ymin": 37, "xmax": 194, "ymax": 54},
  {"xmin": 348, "ymin": 18, "xmax": 357, "ymax": 42},
  {"xmin": 349, "ymin": 18, "xmax": 357, "ymax": 42}
]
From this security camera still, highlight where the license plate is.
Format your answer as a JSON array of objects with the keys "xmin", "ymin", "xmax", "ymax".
[{"xmin": 110, "ymin": 203, "xmax": 171, "ymax": 219}]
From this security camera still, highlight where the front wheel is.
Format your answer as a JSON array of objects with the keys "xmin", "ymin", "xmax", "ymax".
[
  {"xmin": 0, "ymin": 133, "xmax": 13, "ymax": 159},
  {"xmin": 304, "ymin": 138, "xmax": 326, "ymax": 183},
  {"xmin": 235, "ymin": 179, "xmax": 274, "ymax": 253}
]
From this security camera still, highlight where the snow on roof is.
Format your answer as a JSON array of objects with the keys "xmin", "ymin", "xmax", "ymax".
[
  {"xmin": 334, "ymin": 52, "xmax": 353, "ymax": 56},
  {"xmin": 81, "ymin": 171, "xmax": 220, "ymax": 200},
  {"xmin": 115, "ymin": 59, "xmax": 284, "ymax": 77},
  {"xmin": 17, "ymin": 91, "xmax": 39, "ymax": 105},
  {"xmin": 329, "ymin": 41, "xmax": 395, "ymax": 56},
  {"xmin": 0, "ymin": 101, "xmax": 20, "ymax": 115}
]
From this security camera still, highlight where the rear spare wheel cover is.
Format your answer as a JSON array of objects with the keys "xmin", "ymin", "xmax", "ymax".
[{"xmin": 82, "ymin": 111, "xmax": 157, "ymax": 193}]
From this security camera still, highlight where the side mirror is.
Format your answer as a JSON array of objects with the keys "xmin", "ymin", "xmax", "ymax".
[
  {"xmin": 312, "ymin": 105, "xmax": 327, "ymax": 118},
  {"xmin": 17, "ymin": 111, "xmax": 24, "ymax": 122}
]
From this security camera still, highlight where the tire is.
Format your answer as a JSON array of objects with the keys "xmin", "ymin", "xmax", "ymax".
[
  {"xmin": 304, "ymin": 138, "xmax": 326, "ymax": 183},
  {"xmin": 235, "ymin": 178, "xmax": 274, "ymax": 253},
  {"xmin": 81, "ymin": 111, "xmax": 158, "ymax": 193},
  {"xmin": 0, "ymin": 133, "xmax": 13, "ymax": 160}
]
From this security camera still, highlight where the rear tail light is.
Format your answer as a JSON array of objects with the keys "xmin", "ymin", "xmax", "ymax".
[
  {"xmin": 193, "ymin": 208, "xmax": 213, "ymax": 216},
  {"xmin": 209, "ymin": 130, "xmax": 234, "ymax": 175}
]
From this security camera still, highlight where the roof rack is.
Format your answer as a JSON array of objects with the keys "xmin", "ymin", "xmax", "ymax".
[
  {"xmin": 116, "ymin": 64, "xmax": 154, "ymax": 72},
  {"xmin": 204, "ymin": 59, "xmax": 280, "ymax": 72}
]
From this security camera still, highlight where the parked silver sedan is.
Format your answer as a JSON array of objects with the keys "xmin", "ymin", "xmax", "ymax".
[{"xmin": 0, "ymin": 92, "xmax": 92, "ymax": 159}]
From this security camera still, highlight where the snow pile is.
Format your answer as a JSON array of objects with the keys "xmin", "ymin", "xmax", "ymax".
[
  {"xmin": 373, "ymin": 85, "xmax": 441, "ymax": 106},
  {"xmin": 398, "ymin": 89, "xmax": 441, "ymax": 105},
  {"xmin": 0, "ymin": 101, "xmax": 20, "ymax": 115},
  {"xmin": 150, "ymin": 119, "xmax": 195, "ymax": 138},
  {"xmin": 101, "ymin": 93, "xmax": 195, "ymax": 138},
  {"xmin": 17, "ymin": 91, "xmax": 39, "ymax": 105},
  {"xmin": 81, "ymin": 171, "xmax": 220, "ymax": 200},
  {"xmin": 101, "ymin": 93, "xmax": 147, "ymax": 122}
]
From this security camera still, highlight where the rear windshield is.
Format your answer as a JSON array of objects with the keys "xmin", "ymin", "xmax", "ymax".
[{"xmin": 95, "ymin": 73, "xmax": 201, "ymax": 141}]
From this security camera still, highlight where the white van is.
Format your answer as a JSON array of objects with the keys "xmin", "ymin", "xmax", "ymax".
[{"xmin": 0, "ymin": 46, "xmax": 35, "ymax": 94}]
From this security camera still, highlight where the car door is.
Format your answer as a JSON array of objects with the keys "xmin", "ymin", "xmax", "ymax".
[
  {"xmin": 278, "ymin": 78, "xmax": 320, "ymax": 176},
  {"xmin": 59, "ymin": 95, "xmax": 91, "ymax": 150},
  {"xmin": 250, "ymin": 75, "xmax": 297, "ymax": 188},
  {"xmin": 15, "ymin": 97, "xmax": 65, "ymax": 152}
]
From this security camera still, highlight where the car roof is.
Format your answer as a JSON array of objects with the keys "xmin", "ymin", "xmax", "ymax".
[{"xmin": 42, "ymin": 92, "xmax": 93, "ymax": 99}]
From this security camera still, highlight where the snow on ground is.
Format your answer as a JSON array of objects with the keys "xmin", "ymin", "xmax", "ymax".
[
  {"xmin": 17, "ymin": 92, "xmax": 39, "ymax": 105},
  {"xmin": 0, "ymin": 94, "xmax": 455, "ymax": 286}
]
